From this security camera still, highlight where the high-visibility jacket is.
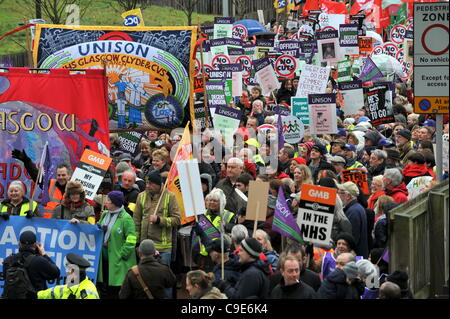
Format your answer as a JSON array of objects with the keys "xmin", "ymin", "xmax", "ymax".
[
  {"xmin": 37, "ymin": 278, "xmax": 99, "ymax": 299},
  {"xmin": 199, "ymin": 210, "xmax": 235, "ymax": 256},
  {"xmin": 43, "ymin": 179, "xmax": 65, "ymax": 219},
  {"xmin": 0, "ymin": 200, "xmax": 38, "ymax": 216},
  {"xmin": 345, "ymin": 160, "xmax": 365, "ymax": 170}
]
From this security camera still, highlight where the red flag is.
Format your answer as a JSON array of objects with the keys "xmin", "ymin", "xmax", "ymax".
[
  {"xmin": 320, "ymin": 0, "xmax": 348, "ymax": 14},
  {"xmin": 302, "ymin": 0, "xmax": 320, "ymax": 16},
  {"xmin": 350, "ymin": 0, "xmax": 375, "ymax": 14}
]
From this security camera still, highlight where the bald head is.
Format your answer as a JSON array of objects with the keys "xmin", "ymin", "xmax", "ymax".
[
  {"xmin": 335, "ymin": 252, "xmax": 355, "ymax": 270},
  {"xmin": 379, "ymin": 281, "xmax": 401, "ymax": 299}
]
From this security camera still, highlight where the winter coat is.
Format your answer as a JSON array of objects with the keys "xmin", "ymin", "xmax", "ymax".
[
  {"xmin": 398, "ymin": 142, "xmax": 416, "ymax": 167},
  {"xmin": 331, "ymin": 196, "xmax": 353, "ymax": 244},
  {"xmin": 402, "ymin": 164, "xmax": 432, "ymax": 185},
  {"xmin": 385, "ymin": 183, "xmax": 409, "ymax": 204},
  {"xmin": 223, "ymin": 260, "xmax": 271, "ymax": 299},
  {"xmin": 215, "ymin": 177, "xmax": 247, "ymax": 214},
  {"xmin": 0, "ymin": 197, "xmax": 41, "ymax": 217},
  {"xmin": 317, "ymin": 268, "xmax": 351, "ymax": 299},
  {"xmin": 52, "ymin": 201, "xmax": 95, "ymax": 224},
  {"xmin": 212, "ymin": 253, "xmax": 241, "ymax": 288},
  {"xmin": 263, "ymin": 250, "xmax": 279, "ymax": 271},
  {"xmin": 269, "ymin": 268, "xmax": 322, "ymax": 293},
  {"xmin": 195, "ymin": 287, "xmax": 228, "ymax": 299},
  {"xmin": 97, "ymin": 208, "xmax": 137, "ymax": 286},
  {"xmin": 133, "ymin": 189, "xmax": 181, "ymax": 252},
  {"xmin": 113, "ymin": 184, "xmax": 140, "ymax": 216},
  {"xmin": 367, "ymin": 191, "xmax": 385, "ymax": 210},
  {"xmin": 308, "ymin": 159, "xmax": 336, "ymax": 183},
  {"xmin": 343, "ymin": 200, "xmax": 369, "ymax": 258},
  {"xmin": 119, "ymin": 256, "xmax": 176, "ymax": 299},
  {"xmin": 368, "ymin": 162, "xmax": 386, "ymax": 184},
  {"xmin": 270, "ymin": 278, "xmax": 317, "ymax": 299},
  {"xmin": 373, "ymin": 215, "xmax": 388, "ymax": 248},
  {"xmin": 2, "ymin": 247, "xmax": 60, "ymax": 294}
]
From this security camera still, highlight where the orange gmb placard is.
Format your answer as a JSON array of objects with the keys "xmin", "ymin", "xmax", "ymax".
[
  {"xmin": 300, "ymin": 184, "xmax": 337, "ymax": 205},
  {"xmin": 79, "ymin": 149, "xmax": 112, "ymax": 171}
]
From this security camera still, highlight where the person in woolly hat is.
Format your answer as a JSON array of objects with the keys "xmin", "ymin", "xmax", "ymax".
[{"xmin": 52, "ymin": 181, "xmax": 95, "ymax": 225}]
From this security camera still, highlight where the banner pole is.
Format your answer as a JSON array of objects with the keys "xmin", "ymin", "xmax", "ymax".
[
  {"xmin": 185, "ymin": 160, "xmax": 198, "ymax": 222},
  {"xmin": 197, "ymin": 18, "xmax": 210, "ymax": 129}
]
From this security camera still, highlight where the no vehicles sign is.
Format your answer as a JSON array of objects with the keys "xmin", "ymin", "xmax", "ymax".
[{"xmin": 413, "ymin": 2, "xmax": 449, "ymax": 114}]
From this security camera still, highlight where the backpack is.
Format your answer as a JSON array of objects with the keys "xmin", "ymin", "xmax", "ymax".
[{"xmin": 3, "ymin": 254, "xmax": 37, "ymax": 299}]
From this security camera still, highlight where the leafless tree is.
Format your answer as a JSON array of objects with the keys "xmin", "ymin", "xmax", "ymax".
[
  {"xmin": 175, "ymin": 0, "xmax": 201, "ymax": 26},
  {"xmin": 232, "ymin": 0, "xmax": 249, "ymax": 20},
  {"xmin": 114, "ymin": 0, "xmax": 152, "ymax": 12},
  {"xmin": 20, "ymin": 0, "xmax": 93, "ymax": 24}
]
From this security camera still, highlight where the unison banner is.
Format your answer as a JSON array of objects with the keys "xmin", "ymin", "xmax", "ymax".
[
  {"xmin": 0, "ymin": 216, "xmax": 103, "ymax": 295},
  {"xmin": 0, "ymin": 68, "xmax": 110, "ymax": 202},
  {"xmin": 33, "ymin": 25, "xmax": 197, "ymax": 131}
]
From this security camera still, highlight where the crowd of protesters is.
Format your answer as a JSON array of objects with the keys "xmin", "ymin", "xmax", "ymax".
[{"xmin": 1, "ymin": 13, "xmax": 449, "ymax": 301}]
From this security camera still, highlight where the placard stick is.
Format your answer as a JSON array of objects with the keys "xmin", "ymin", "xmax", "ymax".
[
  {"xmin": 253, "ymin": 202, "xmax": 260, "ymax": 236},
  {"xmin": 151, "ymin": 176, "xmax": 169, "ymax": 219}
]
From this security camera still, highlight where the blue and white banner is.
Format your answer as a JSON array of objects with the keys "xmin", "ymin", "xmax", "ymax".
[{"xmin": 0, "ymin": 216, "xmax": 103, "ymax": 295}]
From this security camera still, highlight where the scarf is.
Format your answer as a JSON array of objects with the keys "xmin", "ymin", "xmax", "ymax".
[{"xmin": 100, "ymin": 206, "xmax": 123, "ymax": 244}]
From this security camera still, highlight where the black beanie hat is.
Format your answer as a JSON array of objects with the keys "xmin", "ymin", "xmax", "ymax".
[
  {"xmin": 318, "ymin": 177, "xmax": 337, "ymax": 189},
  {"xmin": 396, "ymin": 128, "xmax": 411, "ymax": 141},
  {"xmin": 336, "ymin": 232, "xmax": 357, "ymax": 252},
  {"xmin": 387, "ymin": 270, "xmax": 409, "ymax": 290},
  {"xmin": 240, "ymin": 237, "xmax": 262, "ymax": 259},
  {"xmin": 146, "ymin": 170, "xmax": 162, "ymax": 186}
]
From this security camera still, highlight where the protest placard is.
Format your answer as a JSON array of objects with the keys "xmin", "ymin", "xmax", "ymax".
[
  {"xmin": 70, "ymin": 149, "xmax": 112, "ymax": 200},
  {"xmin": 118, "ymin": 131, "xmax": 143, "ymax": 157},
  {"xmin": 232, "ymin": 24, "xmax": 248, "ymax": 41},
  {"xmin": 366, "ymin": 84, "xmax": 395, "ymax": 126},
  {"xmin": 278, "ymin": 40, "xmax": 301, "ymax": 58},
  {"xmin": 209, "ymin": 69, "xmax": 233, "ymax": 104},
  {"xmin": 177, "ymin": 159, "xmax": 206, "ymax": 219},
  {"xmin": 255, "ymin": 39, "xmax": 274, "ymax": 60},
  {"xmin": 339, "ymin": 24, "xmax": 359, "ymax": 55},
  {"xmin": 291, "ymin": 97, "xmax": 310, "ymax": 126},
  {"xmin": 206, "ymin": 81, "xmax": 227, "ymax": 116},
  {"xmin": 274, "ymin": 55, "xmax": 297, "ymax": 78},
  {"xmin": 406, "ymin": 176, "xmax": 434, "ymax": 200},
  {"xmin": 308, "ymin": 94, "xmax": 338, "ymax": 135},
  {"xmin": 295, "ymin": 64, "xmax": 330, "ymax": 98},
  {"xmin": 359, "ymin": 36, "xmax": 373, "ymax": 56},
  {"xmin": 337, "ymin": 58, "xmax": 352, "ymax": 82},
  {"xmin": 218, "ymin": 63, "xmax": 243, "ymax": 97},
  {"xmin": 341, "ymin": 168, "xmax": 370, "ymax": 195},
  {"xmin": 214, "ymin": 17, "xmax": 234, "ymax": 39},
  {"xmin": 0, "ymin": 216, "xmax": 103, "ymax": 295},
  {"xmin": 297, "ymin": 184, "xmax": 336, "ymax": 246},
  {"xmin": 282, "ymin": 115, "xmax": 304, "ymax": 144},
  {"xmin": 317, "ymin": 30, "xmax": 342, "ymax": 63},
  {"xmin": 193, "ymin": 100, "xmax": 211, "ymax": 131},
  {"xmin": 338, "ymin": 81, "xmax": 364, "ymax": 115},
  {"xmin": 246, "ymin": 181, "xmax": 269, "ymax": 222},
  {"xmin": 213, "ymin": 106, "xmax": 243, "ymax": 147},
  {"xmin": 349, "ymin": 14, "xmax": 367, "ymax": 36},
  {"xmin": 253, "ymin": 58, "xmax": 281, "ymax": 96}
]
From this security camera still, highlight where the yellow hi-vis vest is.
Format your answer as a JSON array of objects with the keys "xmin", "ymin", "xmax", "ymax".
[
  {"xmin": 199, "ymin": 210, "xmax": 234, "ymax": 256},
  {"xmin": 0, "ymin": 201, "xmax": 38, "ymax": 216},
  {"xmin": 37, "ymin": 278, "xmax": 99, "ymax": 299}
]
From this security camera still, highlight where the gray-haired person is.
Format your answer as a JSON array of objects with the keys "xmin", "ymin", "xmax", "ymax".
[{"xmin": 383, "ymin": 168, "xmax": 408, "ymax": 203}]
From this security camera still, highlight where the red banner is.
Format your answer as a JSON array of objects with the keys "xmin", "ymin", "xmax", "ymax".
[{"xmin": 0, "ymin": 68, "xmax": 110, "ymax": 200}]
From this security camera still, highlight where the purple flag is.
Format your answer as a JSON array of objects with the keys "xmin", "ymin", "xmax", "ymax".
[
  {"xmin": 358, "ymin": 56, "xmax": 383, "ymax": 82},
  {"xmin": 381, "ymin": 248, "xmax": 389, "ymax": 263},
  {"xmin": 272, "ymin": 186, "xmax": 304, "ymax": 244},
  {"xmin": 277, "ymin": 111, "xmax": 284, "ymax": 151}
]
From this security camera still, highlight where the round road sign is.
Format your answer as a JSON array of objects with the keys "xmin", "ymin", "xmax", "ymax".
[{"xmin": 421, "ymin": 24, "xmax": 450, "ymax": 56}]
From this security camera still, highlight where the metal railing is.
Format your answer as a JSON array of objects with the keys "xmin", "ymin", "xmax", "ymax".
[{"xmin": 388, "ymin": 179, "xmax": 449, "ymax": 298}]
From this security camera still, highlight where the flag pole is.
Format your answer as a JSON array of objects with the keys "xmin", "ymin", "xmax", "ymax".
[
  {"xmin": 152, "ymin": 122, "xmax": 190, "ymax": 218},
  {"xmin": 197, "ymin": 17, "xmax": 209, "ymax": 129}
]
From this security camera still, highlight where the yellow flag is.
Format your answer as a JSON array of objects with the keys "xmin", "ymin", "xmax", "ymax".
[
  {"xmin": 166, "ymin": 123, "xmax": 195, "ymax": 225},
  {"xmin": 121, "ymin": 8, "xmax": 145, "ymax": 27}
]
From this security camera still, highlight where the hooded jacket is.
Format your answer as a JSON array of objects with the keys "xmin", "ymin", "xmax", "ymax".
[
  {"xmin": 317, "ymin": 268, "xmax": 351, "ymax": 299},
  {"xmin": 52, "ymin": 181, "xmax": 94, "ymax": 224},
  {"xmin": 196, "ymin": 287, "xmax": 228, "ymax": 299},
  {"xmin": 385, "ymin": 182, "xmax": 409, "ymax": 204},
  {"xmin": 402, "ymin": 164, "xmax": 432, "ymax": 185},
  {"xmin": 223, "ymin": 260, "xmax": 270, "ymax": 299},
  {"xmin": 397, "ymin": 142, "xmax": 416, "ymax": 167},
  {"xmin": 364, "ymin": 131, "xmax": 382, "ymax": 146},
  {"xmin": 343, "ymin": 200, "xmax": 369, "ymax": 258},
  {"xmin": 212, "ymin": 253, "xmax": 241, "ymax": 288},
  {"xmin": 200, "ymin": 173, "xmax": 213, "ymax": 196}
]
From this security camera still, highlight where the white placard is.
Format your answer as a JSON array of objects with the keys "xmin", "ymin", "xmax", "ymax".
[
  {"xmin": 177, "ymin": 159, "xmax": 206, "ymax": 218},
  {"xmin": 295, "ymin": 64, "xmax": 330, "ymax": 98}
]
